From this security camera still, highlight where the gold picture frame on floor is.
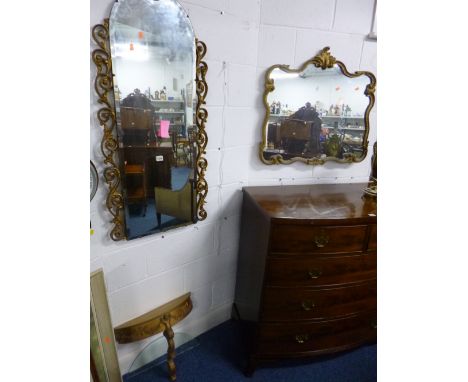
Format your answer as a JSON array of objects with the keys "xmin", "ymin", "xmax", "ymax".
[{"xmin": 90, "ymin": 269, "xmax": 122, "ymax": 382}]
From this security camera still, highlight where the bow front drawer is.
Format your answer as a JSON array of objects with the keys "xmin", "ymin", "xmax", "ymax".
[
  {"xmin": 269, "ymin": 225, "xmax": 368, "ymax": 253},
  {"xmin": 260, "ymin": 282, "xmax": 376, "ymax": 321},
  {"xmin": 265, "ymin": 252, "xmax": 376, "ymax": 287},
  {"xmin": 257, "ymin": 312, "xmax": 377, "ymax": 355}
]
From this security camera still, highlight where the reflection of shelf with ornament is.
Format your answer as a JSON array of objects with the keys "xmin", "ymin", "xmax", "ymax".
[
  {"xmin": 269, "ymin": 113, "xmax": 291, "ymax": 118},
  {"xmin": 322, "ymin": 115, "xmax": 364, "ymax": 119},
  {"xmin": 338, "ymin": 127, "xmax": 364, "ymax": 131},
  {"xmin": 154, "ymin": 111, "xmax": 185, "ymax": 114},
  {"xmin": 154, "ymin": 123, "xmax": 185, "ymax": 127},
  {"xmin": 151, "ymin": 99, "xmax": 184, "ymax": 103}
]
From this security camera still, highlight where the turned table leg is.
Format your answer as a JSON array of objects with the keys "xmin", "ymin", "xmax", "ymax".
[{"xmin": 162, "ymin": 315, "xmax": 176, "ymax": 381}]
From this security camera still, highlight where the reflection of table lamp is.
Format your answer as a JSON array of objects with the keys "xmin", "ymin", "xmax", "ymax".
[{"xmin": 158, "ymin": 120, "xmax": 170, "ymax": 138}]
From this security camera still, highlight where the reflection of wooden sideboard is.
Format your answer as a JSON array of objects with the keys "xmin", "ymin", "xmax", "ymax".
[
  {"xmin": 121, "ymin": 146, "xmax": 173, "ymax": 198},
  {"xmin": 279, "ymin": 119, "xmax": 312, "ymax": 140},
  {"xmin": 267, "ymin": 119, "xmax": 321, "ymax": 156},
  {"xmin": 234, "ymin": 183, "xmax": 377, "ymax": 375}
]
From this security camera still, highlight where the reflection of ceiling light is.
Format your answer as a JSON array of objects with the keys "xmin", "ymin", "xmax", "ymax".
[{"xmin": 271, "ymin": 72, "xmax": 299, "ymax": 80}]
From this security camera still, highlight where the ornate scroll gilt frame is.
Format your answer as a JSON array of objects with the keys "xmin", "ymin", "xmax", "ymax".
[
  {"xmin": 194, "ymin": 39, "xmax": 209, "ymax": 221},
  {"xmin": 91, "ymin": 20, "xmax": 209, "ymax": 241},
  {"xmin": 260, "ymin": 47, "xmax": 376, "ymax": 165}
]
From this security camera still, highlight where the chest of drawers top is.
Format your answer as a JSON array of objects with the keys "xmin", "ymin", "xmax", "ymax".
[{"xmin": 243, "ymin": 182, "xmax": 377, "ymax": 225}]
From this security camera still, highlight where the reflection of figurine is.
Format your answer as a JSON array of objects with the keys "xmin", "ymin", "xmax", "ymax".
[
  {"xmin": 334, "ymin": 104, "xmax": 340, "ymax": 116},
  {"xmin": 344, "ymin": 105, "xmax": 352, "ymax": 116},
  {"xmin": 277, "ymin": 102, "xmax": 281, "ymax": 115},
  {"xmin": 271, "ymin": 101, "xmax": 277, "ymax": 114},
  {"xmin": 154, "ymin": 90, "xmax": 160, "ymax": 100},
  {"xmin": 160, "ymin": 86, "xmax": 167, "ymax": 100},
  {"xmin": 329, "ymin": 105, "xmax": 334, "ymax": 115}
]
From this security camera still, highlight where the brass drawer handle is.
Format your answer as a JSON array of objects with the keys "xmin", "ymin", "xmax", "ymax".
[
  {"xmin": 295, "ymin": 334, "xmax": 309, "ymax": 344},
  {"xmin": 308, "ymin": 268, "xmax": 322, "ymax": 279},
  {"xmin": 314, "ymin": 233, "xmax": 329, "ymax": 248},
  {"xmin": 301, "ymin": 300, "xmax": 315, "ymax": 311}
]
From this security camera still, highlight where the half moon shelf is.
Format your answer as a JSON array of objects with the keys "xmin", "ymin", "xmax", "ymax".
[{"xmin": 114, "ymin": 292, "xmax": 192, "ymax": 344}]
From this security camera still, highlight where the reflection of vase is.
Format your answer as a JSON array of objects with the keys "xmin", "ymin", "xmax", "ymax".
[{"xmin": 325, "ymin": 134, "xmax": 341, "ymax": 157}]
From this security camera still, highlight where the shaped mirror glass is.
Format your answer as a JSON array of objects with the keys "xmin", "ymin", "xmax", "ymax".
[
  {"xmin": 91, "ymin": 0, "xmax": 208, "ymax": 240},
  {"xmin": 110, "ymin": 0, "xmax": 197, "ymax": 240},
  {"xmin": 260, "ymin": 47, "xmax": 376, "ymax": 165}
]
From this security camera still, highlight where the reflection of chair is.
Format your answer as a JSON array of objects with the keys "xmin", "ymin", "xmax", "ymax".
[
  {"xmin": 124, "ymin": 162, "xmax": 147, "ymax": 216},
  {"xmin": 154, "ymin": 179, "xmax": 195, "ymax": 228}
]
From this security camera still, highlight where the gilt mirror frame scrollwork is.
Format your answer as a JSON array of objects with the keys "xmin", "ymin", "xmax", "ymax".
[
  {"xmin": 260, "ymin": 47, "xmax": 376, "ymax": 165},
  {"xmin": 91, "ymin": 19, "xmax": 208, "ymax": 241}
]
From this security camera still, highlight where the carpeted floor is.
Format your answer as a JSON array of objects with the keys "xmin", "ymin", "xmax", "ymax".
[{"xmin": 123, "ymin": 319, "xmax": 377, "ymax": 382}]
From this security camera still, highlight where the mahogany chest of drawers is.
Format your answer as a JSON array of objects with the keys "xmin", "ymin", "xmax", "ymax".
[{"xmin": 234, "ymin": 183, "xmax": 377, "ymax": 374}]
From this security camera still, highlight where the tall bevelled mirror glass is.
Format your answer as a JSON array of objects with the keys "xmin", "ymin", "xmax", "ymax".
[
  {"xmin": 260, "ymin": 47, "xmax": 376, "ymax": 165},
  {"xmin": 92, "ymin": 0, "xmax": 208, "ymax": 240}
]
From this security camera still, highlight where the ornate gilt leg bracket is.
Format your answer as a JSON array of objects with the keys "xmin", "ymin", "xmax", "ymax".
[{"xmin": 162, "ymin": 315, "xmax": 177, "ymax": 381}]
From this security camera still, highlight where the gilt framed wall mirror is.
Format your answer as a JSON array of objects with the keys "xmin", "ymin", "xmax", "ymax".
[
  {"xmin": 260, "ymin": 47, "xmax": 376, "ymax": 165},
  {"xmin": 92, "ymin": 0, "xmax": 208, "ymax": 241}
]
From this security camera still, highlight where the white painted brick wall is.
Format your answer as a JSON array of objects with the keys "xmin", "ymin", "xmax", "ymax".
[
  {"xmin": 261, "ymin": 0, "xmax": 335, "ymax": 30},
  {"xmin": 90, "ymin": 0, "xmax": 377, "ymax": 372},
  {"xmin": 333, "ymin": 0, "xmax": 375, "ymax": 35}
]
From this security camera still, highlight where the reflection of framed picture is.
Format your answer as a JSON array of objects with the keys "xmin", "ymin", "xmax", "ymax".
[
  {"xmin": 90, "ymin": 161, "xmax": 98, "ymax": 202},
  {"xmin": 90, "ymin": 269, "xmax": 122, "ymax": 382}
]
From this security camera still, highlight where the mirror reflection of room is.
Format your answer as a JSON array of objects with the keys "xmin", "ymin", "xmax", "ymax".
[
  {"xmin": 264, "ymin": 65, "xmax": 371, "ymax": 161},
  {"xmin": 109, "ymin": 3, "xmax": 197, "ymax": 239}
]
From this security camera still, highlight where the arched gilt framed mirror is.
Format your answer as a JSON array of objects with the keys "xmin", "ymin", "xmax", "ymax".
[
  {"xmin": 260, "ymin": 47, "xmax": 376, "ymax": 165},
  {"xmin": 92, "ymin": 0, "xmax": 208, "ymax": 241}
]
